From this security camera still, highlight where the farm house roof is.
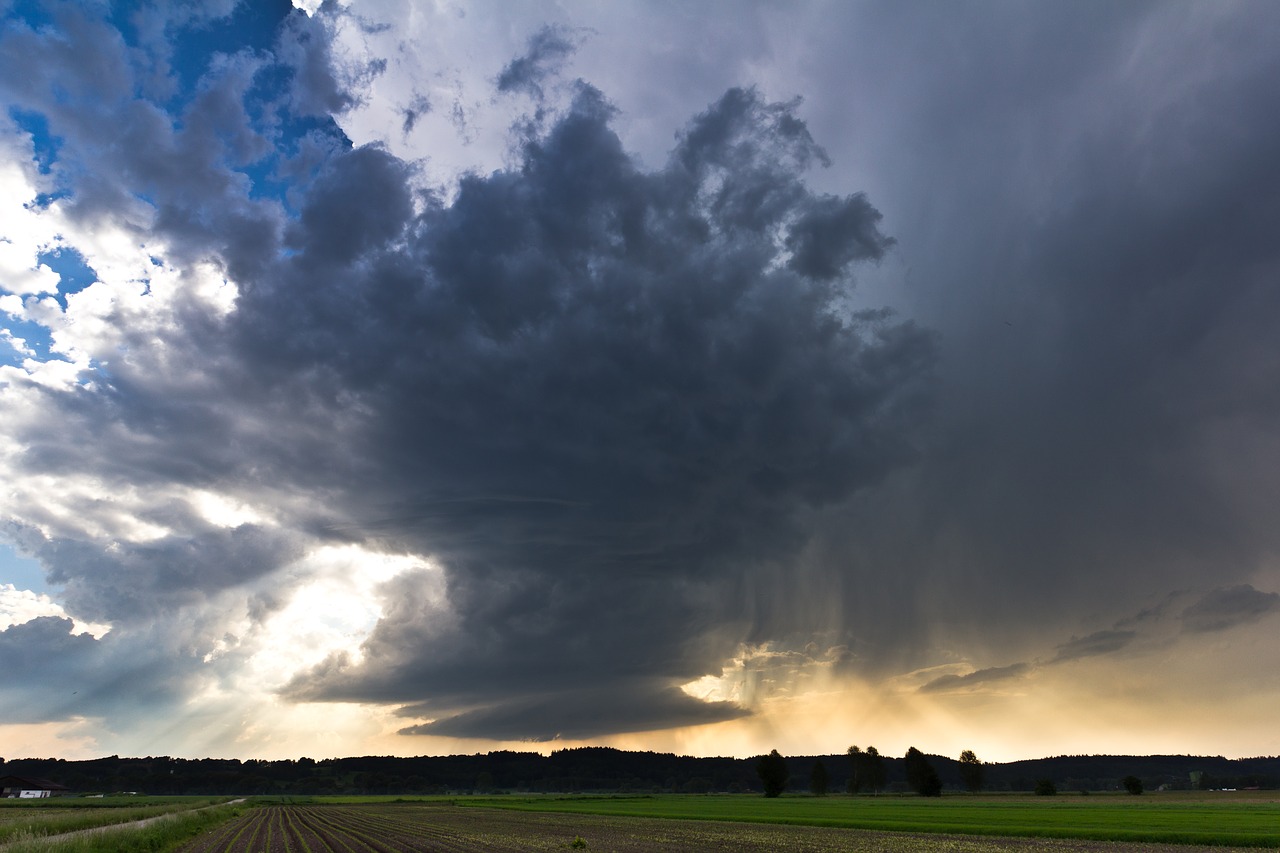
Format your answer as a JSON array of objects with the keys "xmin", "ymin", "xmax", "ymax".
[{"xmin": 0, "ymin": 776, "xmax": 69, "ymax": 791}]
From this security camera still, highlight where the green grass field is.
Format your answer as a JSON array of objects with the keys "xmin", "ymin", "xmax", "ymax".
[{"xmin": 451, "ymin": 792, "xmax": 1280, "ymax": 847}]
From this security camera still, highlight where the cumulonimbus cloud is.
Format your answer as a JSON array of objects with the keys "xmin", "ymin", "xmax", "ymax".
[
  {"xmin": 0, "ymin": 2, "xmax": 936, "ymax": 741},
  {"xmin": 269, "ymin": 84, "xmax": 936, "ymax": 735}
]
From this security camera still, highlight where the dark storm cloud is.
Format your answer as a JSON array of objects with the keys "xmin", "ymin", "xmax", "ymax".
[
  {"xmin": 793, "ymin": 1, "xmax": 1280, "ymax": 665},
  {"xmin": 786, "ymin": 194, "xmax": 893, "ymax": 281},
  {"xmin": 1, "ymin": 1, "xmax": 935, "ymax": 740},
  {"xmin": 919, "ymin": 662, "xmax": 1028, "ymax": 693},
  {"xmin": 496, "ymin": 24, "xmax": 579, "ymax": 99},
  {"xmin": 264, "ymin": 84, "xmax": 934, "ymax": 734},
  {"xmin": 1180, "ymin": 585, "xmax": 1280, "ymax": 634},
  {"xmin": 286, "ymin": 144, "xmax": 414, "ymax": 265}
]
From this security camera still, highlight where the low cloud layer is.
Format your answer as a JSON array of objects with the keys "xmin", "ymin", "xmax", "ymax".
[
  {"xmin": 919, "ymin": 663, "xmax": 1029, "ymax": 694},
  {"xmin": 1181, "ymin": 585, "xmax": 1280, "ymax": 634},
  {"xmin": 918, "ymin": 584, "xmax": 1280, "ymax": 698},
  {"xmin": 1050, "ymin": 630, "xmax": 1138, "ymax": 665},
  {"xmin": 398, "ymin": 684, "xmax": 749, "ymax": 741}
]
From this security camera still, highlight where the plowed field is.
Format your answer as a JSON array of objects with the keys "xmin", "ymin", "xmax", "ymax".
[{"xmin": 172, "ymin": 804, "xmax": 1260, "ymax": 852}]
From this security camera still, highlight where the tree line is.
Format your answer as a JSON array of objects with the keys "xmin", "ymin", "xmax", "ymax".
[
  {"xmin": 4, "ymin": 749, "xmax": 1278, "ymax": 797},
  {"xmin": 758, "ymin": 746, "xmax": 957, "ymax": 798},
  {"xmin": 757, "ymin": 747, "xmax": 1280, "ymax": 798}
]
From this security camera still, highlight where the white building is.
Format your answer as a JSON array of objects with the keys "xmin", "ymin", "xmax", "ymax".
[{"xmin": 0, "ymin": 776, "xmax": 69, "ymax": 798}]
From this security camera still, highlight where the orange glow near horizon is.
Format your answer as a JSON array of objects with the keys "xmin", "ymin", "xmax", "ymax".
[{"xmin": 8, "ymin": 630, "xmax": 1279, "ymax": 764}]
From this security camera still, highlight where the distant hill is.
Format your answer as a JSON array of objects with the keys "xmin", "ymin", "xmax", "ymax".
[{"xmin": 2, "ymin": 749, "xmax": 1275, "ymax": 795}]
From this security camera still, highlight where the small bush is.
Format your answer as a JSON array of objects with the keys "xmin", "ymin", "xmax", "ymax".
[{"xmin": 1034, "ymin": 779, "xmax": 1057, "ymax": 796}]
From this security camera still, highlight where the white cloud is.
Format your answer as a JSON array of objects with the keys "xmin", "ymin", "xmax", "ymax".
[
  {"xmin": 310, "ymin": 1, "xmax": 784, "ymax": 189},
  {"xmin": 0, "ymin": 242, "xmax": 59, "ymax": 298},
  {"xmin": 0, "ymin": 583, "xmax": 110, "ymax": 638},
  {"xmin": 189, "ymin": 490, "xmax": 266, "ymax": 529},
  {"xmin": 0, "ymin": 118, "xmax": 62, "ymax": 297}
]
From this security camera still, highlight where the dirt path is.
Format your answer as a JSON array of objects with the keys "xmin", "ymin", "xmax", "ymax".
[{"xmin": 0, "ymin": 799, "xmax": 244, "ymax": 848}]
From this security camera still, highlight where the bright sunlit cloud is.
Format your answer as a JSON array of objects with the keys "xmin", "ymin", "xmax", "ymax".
[{"xmin": 0, "ymin": 583, "xmax": 110, "ymax": 638}]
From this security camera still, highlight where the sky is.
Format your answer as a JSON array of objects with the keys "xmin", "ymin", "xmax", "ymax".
[{"xmin": 2, "ymin": 0, "xmax": 1279, "ymax": 765}]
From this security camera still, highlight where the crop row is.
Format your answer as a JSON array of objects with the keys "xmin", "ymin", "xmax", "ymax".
[
  {"xmin": 174, "ymin": 802, "xmax": 1266, "ymax": 853},
  {"xmin": 175, "ymin": 805, "xmax": 502, "ymax": 853}
]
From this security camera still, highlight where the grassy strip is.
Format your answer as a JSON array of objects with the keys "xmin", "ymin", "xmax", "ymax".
[
  {"xmin": 0, "ymin": 799, "xmax": 219, "ymax": 812},
  {"xmin": 0, "ymin": 802, "xmax": 244, "ymax": 853},
  {"xmin": 458, "ymin": 793, "xmax": 1280, "ymax": 848},
  {"xmin": 0, "ymin": 802, "xmax": 225, "ymax": 843}
]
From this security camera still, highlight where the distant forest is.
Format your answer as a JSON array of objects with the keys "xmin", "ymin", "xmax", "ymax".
[{"xmin": 5, "ymin": 749, "xmax": 1279, "ymax": 796}]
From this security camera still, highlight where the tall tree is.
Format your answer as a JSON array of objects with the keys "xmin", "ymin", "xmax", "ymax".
[
  {"xmin": 757, "ymin": 749, "xmax": 789, "ymax": 798},
  {"xmin": 904, "ymin": 747, "xmax": 942, "ymax": 797},
  {"xmin": 846, "ymin": 745, "xmax": 863, "ymax": 793},
  {"xmin": 809, "ymin": 760, "xmax": 829, "ymax": 796},
  {"xmin": 864, "ymin": 746, "xmax": 887, "ymax": 794},
  {"xmin": 958, "ymin": 749, "xmax": 985, "ymax": 792}
]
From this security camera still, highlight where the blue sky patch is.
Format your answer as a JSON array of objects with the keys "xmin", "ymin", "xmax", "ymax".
[
  {"xmin": 7, "ymin": 107, "xmax": 60, "ymax": 173},
  {"xmin": 0, "ymin": 542, "xmax": 46, "ymax": 593},
  {"xmin": 39, "ymin": 246, "xmax": 96, "ymax": 309}
]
